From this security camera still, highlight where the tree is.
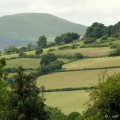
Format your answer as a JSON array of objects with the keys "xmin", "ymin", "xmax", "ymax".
[
  {"xmin": 46, "ymin": 107, "xmax": 67, "ymax": 120},
  {"xmin": 82, "ymin": 73, "xmax": 120, "ymax": 120},
  {"xmin": 67, "ymin": 112, "xmax": 81, "ymax": 120},
  {"xmin": 35, "ymin": 48, "xmax": 43, "ymax": 55},
  {"xmin": 85, "ymin": 22, "xmax": 106, "ymax": 38},
  {"xmin": 40, "ymin": 53, "xmax": 57, "ymax": 66},
  {"xmin": 7, "ymin": 67, "xmax": 48, "ymax": 120},
  {"xmin": 0, "ymin": 58, "xmax": 8, "ymax": 120},
  {"xmin": 73, "ymin": 53, "xmax": 83, "ymax": 59},
  {"xmin": 37, "ymin": 35, "xmax": 47, "ymax": 48}
]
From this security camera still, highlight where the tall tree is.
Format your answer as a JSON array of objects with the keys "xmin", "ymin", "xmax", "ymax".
[
  {"xmin": 7, "ymin": 67, "xmax": 48, "ymax": 120},
  {"xmin": 85, "ymin": 22, "xmax": 106, "ymax": 38},
  {"xmin": 37, "ymin": 35, "xmax": 47, "ymax": 48},
  {"xmin": 0, "ymin": 58, "xmax": 8, "ymax": 120}
]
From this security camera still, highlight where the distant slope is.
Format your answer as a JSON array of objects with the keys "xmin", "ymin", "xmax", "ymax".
[{"xmin": 0, "ymin": 13, "xmax": 87, "ymax": 48}]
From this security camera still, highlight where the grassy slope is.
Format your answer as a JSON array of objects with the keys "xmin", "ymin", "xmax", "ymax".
[
  {"xmin": 63, "ymin": 56, "xmax": 120, "ymax": 69},
  {"xmin": 37, "ymin": 68, "xmax": 120, "ymax": 89},
  {"xmin": 0, "ymin": 13, "xmax": 87, "ymax": 48},
  {"xmin": 6, "ymin": 58, "xmax": 40, "ymax": 69},
  {"xmin": 45, "ymin": 91, "xmax": 89, "ymax": 114},
  {"xmin": 53, "ymin": 47, "xmax": 111, "ymax": 56}
]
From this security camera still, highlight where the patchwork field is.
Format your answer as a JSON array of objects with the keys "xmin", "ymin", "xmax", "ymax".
[
  {"xmin": 53, "ymin": 47, "xmax": 111, "ymax": 56},
  {"xmin": 45, "ymin": 91, "xmax": 89, "ymax": 114},
  {"xmin": 63, "ymin": 56, "xmax": 120, "ymax": 69},
  {"xmin": 37, "ymin": 68, "xmax": 120, "ymax": 89},
  {"xmin": 6, "ymin": 58, "xmax": 40, "ymax": 69}
]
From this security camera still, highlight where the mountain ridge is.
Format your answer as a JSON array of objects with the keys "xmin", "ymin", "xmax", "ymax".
[{"xmin": 0, "ymin": 13, "xmax": 87, "ymax": 48}]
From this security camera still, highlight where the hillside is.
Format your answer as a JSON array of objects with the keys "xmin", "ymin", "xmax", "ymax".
[{"xmin": 0, "ymin": 13, "xmax": 87, "ymax": 49}]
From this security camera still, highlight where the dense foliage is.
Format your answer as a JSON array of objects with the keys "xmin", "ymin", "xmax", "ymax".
[
  {"xmin": 85, "ymin": 21, "xmax": 120, "ymax": 39},
  {"xmin": 7, "ymin": 67, "xmax": 48, "ymax": 120},
  {"xmin": 40, "ymin": 53, "xmax": 57, "ymax": 66},
  {"xmin": 0, "ymin": 58, "xmax": 8, "ymax": 120},
  {"xmin": 37, "ymin": 35, "xmax": 47, "ymax": 48},
  {"xmin": 81, "ymin": 73, "xmax": 120, "ymax": 120},
  {"xmin": 55, "ymin": 32, "xmax": 79, "ymax": 44}
]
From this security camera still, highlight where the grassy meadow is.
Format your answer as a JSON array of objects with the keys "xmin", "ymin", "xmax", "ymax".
[
  {"xmin": 63, "ymin": 56, "xmax": 120, "ymax": 69},
  {"xmin": 37, "ymin": 68, "xmax": 120, "ymax": 89},
  {"xmin": 52, "ymin": 47, "xmax": 111, "ymax": 56},
  {"xmin": 6, "ymin": 58, "xmax": 40, "ymax": 69},
  {"xmin": 45, "ymin": 91, "xmax": 89, "ymax": 114}
]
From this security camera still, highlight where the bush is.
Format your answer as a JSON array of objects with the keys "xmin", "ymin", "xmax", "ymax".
[
  {"xmin": 47, "ymin": 48, "xmax": 55, "ymax": 52},
  {"xmin": 84, "ymin": 38, "xmax": 96, "ymax": 44},
  {"xmin": 109, "ymin": 48, "xmax": 120, "ymax": 56},
  {"xmin": 67, "ymin": 112, "xmax": 81, "ymax": 120},
  {"xmin": 18, "ymin": 51, "xmax": 26, "ymax": 57},
  {"xmin": 35, "ymin": 48, "xmax": 43, "ymax": 55},
  {"xmin": 73, "ymin": 53, "xmax": 83, "ymax": 59},
  {"xmin": 82, "ymin": 73, "xmax": 120, "ymax": 120}
]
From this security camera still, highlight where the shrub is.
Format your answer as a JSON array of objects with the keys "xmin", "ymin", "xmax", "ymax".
[
  {"xmin": 84, "ymin": 38, "xmax": 96, "ymax": 44},
  {"xmin": 73, "ymin": 53, "xmax": 83, "ymax": 59},
  {"xmin": 82, "ymin": 73, "xmax": 120, "ymax": 120}
]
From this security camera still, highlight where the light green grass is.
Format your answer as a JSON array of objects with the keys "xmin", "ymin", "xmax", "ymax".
[
  {"xmin": 0, "ymin": 54, "xmax": 18, "ymax": 59},
  {"xmin": 52, "ymin": 47, "xmax": 111, "ymax": 56},
  {"xmin": 6, "ymin": 58, "xmax": 40, "ymax": 69},
  {"xmin": 63, "ymin": 56, "xmax": 120, "ymax": 69},
  {"xmin": 45, "ymin": 91, "xmax": 89, "ymax": 114},
  {"xmin": 37, "ymin": 68, "xmax": 120, "ymax": 89}
]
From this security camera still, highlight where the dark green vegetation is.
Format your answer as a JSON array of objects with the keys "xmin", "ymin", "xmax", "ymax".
[
  {"xmin": 0, "ymin": 13, "xmax": 87, "ymax": 48},
  {"xmin": 79, "ymin": 74, "xmax": 120, "ymax": 120}
]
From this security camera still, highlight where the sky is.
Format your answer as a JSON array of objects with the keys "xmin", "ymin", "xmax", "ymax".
[{"xmin": 0, "ymin": 0, "xmax": 120, "ymax": 26}]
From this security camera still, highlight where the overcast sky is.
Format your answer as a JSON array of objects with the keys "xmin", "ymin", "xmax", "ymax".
[{"xmin": 0, "ymin": 0, "xmax": 120, "ymax": 26}]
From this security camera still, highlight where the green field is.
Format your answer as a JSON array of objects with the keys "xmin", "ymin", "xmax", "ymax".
[
  {"xmin": 6, "ymin": 58, "xmax": 40, "ymax": 69},
  {"xmin": 45, "ymin": 91, "xmax": 89, "ymax": 114},
  {"xmin": 37, "ymin": 68, "xmax": 120, "ymax": 89},
  {"xmin": 63, "ymin": 56, "xmax": 120, "ymax": 69}
]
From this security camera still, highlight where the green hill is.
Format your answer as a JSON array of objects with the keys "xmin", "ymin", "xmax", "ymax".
[{"xmin": 0, "ymin": 13, "xmax": 87, "ymax": 48}]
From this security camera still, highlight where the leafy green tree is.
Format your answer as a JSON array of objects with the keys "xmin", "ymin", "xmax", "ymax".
[
  {"xmin": 0, "ymin": 50, "xmax": 2, "ymax": 56},
  {"xmin": 40, "ymin": 53, "xmax": 57, "ymax": 66},
  {"xmin": 82, "ymin": 73, "xmax": 120, "ymax": 120},
  {"xmin": 35, "ymin": 48, "xmax": 43, "ymax": 55},
  {"xmin": 0, "ymin": 58, "xmax": 8, "ymax": 120},
  {"xmin": 7, "ymin": 67, "xmax": 48, "ymax": 120},
  {"xmin": 67, "ymin": 112, "xmax": 81, "ymax": 120},
  {"xmin": 46, "ymin": 107, "xmax": 67, "ymax": 120},
  {"xmin": 85, "ymin": 22, "xmax": 106, "ymax": 38},
  {"xmin": 73, "ymin": 53, "xmax": 83, "ymax": 59},
  {"xmin": 84, "ymin": 38, "xmax": 96, "ymax": 44},
  {"xmin": 18, "ymin": 51, "xmax": 26, "ymax": 57},
  {"xmin": 37, "ymin": 35, "xmax": 47, "ymax": 48}
]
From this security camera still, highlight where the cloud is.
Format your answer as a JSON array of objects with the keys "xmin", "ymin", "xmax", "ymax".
[{"xmin": 0, "ymin": 0, "xmax": 120, "ymax": 26}]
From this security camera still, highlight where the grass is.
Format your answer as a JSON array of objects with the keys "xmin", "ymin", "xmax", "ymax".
[
  {"xmin": 63, "ymin": 56, "xmax": 120, "ymax": 70},
  {"xmin": 52, "ymin": 47, "xmax": 111, "ymax": 56},
  {"xmin": 6, "ymin": 58, "xmax": 40, "ymax": 69},
  {"xmin": 45, "ymin": 90, "xmax": 89, "ymax": 114},
  {"xmin": 37, "ymin": 68, "xmax": 120, "ymax": 89}
]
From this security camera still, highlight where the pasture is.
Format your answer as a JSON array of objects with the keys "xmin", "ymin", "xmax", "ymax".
[
  {"xmin": 52, "ymin": 47, "xmax": 111, "ymax": 56},
  {"xmin": 37, "ymin": 68, "xmax": 120, "ymax": 89},
  {"xmin": 6, "ymin": 58, "xmax": 40, "ymax": 69},
  {"xmin": 45, "ymin": 90, "xmax": 89, "ymax": 114},
  {"xmin": 63, "ymin": 56, "xmax": 120, "ymax": 69}
]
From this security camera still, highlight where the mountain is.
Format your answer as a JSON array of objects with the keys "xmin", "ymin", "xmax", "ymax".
[{"xmin": 0, "ymin": 13, "xmax": 87, "ymax": 49}]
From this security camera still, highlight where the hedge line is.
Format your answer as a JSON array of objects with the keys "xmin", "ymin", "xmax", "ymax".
[
  {"xmin": 43, "ymin": 86, "xmax": 95, "ymax": 92},
  {"xmin": 57, "ymin": 66, "xmax": 120, "ymax": 72}
]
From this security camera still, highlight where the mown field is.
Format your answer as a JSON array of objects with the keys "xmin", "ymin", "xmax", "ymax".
[
  {"xmin": 6, "ymin": 58, "xmax": 40, "ymax": 69},
  {"xmin": 37, "ymin": 68, "xmax": 120, "ymax": 89},
  {"xmin": 63, "ymin": 56, "xmax": 120, "ymax": 69},
  {"xmin": 45, "ymin": 91, "xmax": 89, "ymax": 114},
  {"xmin": 53, "ymin": 47, "xmax": 111, "ymax": 56}
]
